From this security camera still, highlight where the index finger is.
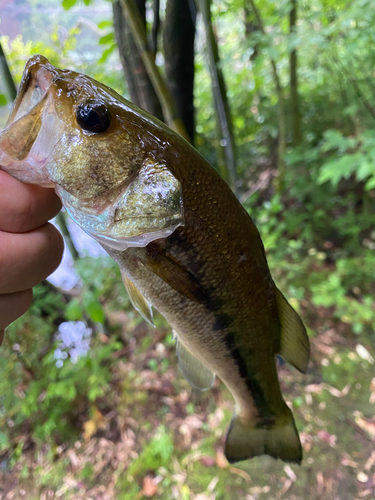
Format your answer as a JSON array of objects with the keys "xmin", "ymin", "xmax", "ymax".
[{"xmin": 0, "ymin": 171, "xmax": 61, "ymax": 233}]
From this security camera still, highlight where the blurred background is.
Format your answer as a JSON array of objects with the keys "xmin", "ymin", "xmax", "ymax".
[{"xmin": 0, "ymin": 0, "xmax": 375, "ymax": 499}]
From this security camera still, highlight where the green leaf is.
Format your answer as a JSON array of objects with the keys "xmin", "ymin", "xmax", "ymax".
[
  {"xmin": 321, "ymin": 130, "xmax": 352, "ymax": 153},
  {"xmin": 356, "ymin": 160, "xmax": 374, "ymax": 181},
  {"xmin": 62, "ymin": 0, "xmax": 78, "ymax": 10},
  {"xmin": 98, "ymin": 33, "xmax": 114, "ymax": 45},
  {"xmin": 98, "ymin": 20, "xmax": 112, "ymax": 29},
  {"xmin": 98, "ymin": 45, "xmax": 115, "ymax": 64},
  {"xmin": 83, "ymin": 292, "xmax": 105, "ymax": 324},
  {"xmin": 0, "ymin": 94, "xmax": 7, "ymax": 106},
  {"xmin": 318, "ymin": 155, "xmax": 358, "ymax": 186},
  {"xmin": 65, "ymin": 299, "xmax": 84, "ymax": 321},
  {"xmin": 365, "ymin": 176, "xmax": 375, "ymax": 190},
  {"xmin": 86, "ymin": 301, "xmax": 105, "ymax": 324},
  {"xmin": 0, "ymin": 429, "xmax": 9, "ymax": 450}
]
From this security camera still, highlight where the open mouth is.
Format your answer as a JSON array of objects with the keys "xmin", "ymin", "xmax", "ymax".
[
  {"xmin": 7, "ymin": 55, "xmax": 54, "ymax": 127},
  {"xmin": 0, "ymin": 56, "xmax": 54, "ymax": 161},
  {"xmin": 0, "ymin": 55, "xmax": 60, "ymax": 185}
]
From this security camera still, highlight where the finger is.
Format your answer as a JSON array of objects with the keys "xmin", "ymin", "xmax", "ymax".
[
  {"xmin": 0, "ymin": 171, "xmax": 61, "ymax": 233},
  {"xmin": 0, "ymin": 289, "xmax": 33, "ymax": 330},
  {"xmin": 0, "ymin": 223, "xmax": 64, "ymax": 293}
]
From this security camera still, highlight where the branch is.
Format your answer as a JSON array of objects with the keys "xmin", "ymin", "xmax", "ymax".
[
  {"xmin": 120, "ymin": 0, "xmax": 190, "ymax": 141},
  {"xmin": 56, "ymin": 212, "xmax": 80, "ymax": 261}
]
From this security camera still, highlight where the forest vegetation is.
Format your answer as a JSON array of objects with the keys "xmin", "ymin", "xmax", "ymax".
[{"xmin": 0, "ymin": 0, "xmax": 374, "ymax": 498}]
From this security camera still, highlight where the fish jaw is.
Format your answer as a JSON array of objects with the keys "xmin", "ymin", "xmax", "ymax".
[{"xmin": 0, "ymin": 55, "xmax": 63, "ymax": 187}]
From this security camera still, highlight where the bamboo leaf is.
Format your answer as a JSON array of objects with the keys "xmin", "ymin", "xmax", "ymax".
[
  {"xmin": 99, "ymin": 33, "xmax": 114, "ymax": 45},
  {"xmin": 62, "ymin": 0, "xmax": 78, "ymax": 10}
]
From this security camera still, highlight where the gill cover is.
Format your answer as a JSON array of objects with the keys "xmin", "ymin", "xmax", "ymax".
[{"xmin": 57, "ymin": 158, "xmax": 184, "ymax": 250}]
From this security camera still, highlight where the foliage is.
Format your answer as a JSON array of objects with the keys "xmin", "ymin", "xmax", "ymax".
[
  {"xmin": 0, "ymin": 258, "xmax": 123, "ymax": 446},
  {"xmin": 319, "ymin": 129, "xmax": 375, "ymax": 189}
]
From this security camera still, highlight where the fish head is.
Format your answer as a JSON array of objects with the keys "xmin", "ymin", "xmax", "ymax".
[
  {"xmin": 0, "ymin": 54, "xmax": 146, "ymax": 203},
  {"xmin": 0, "ymin": 56, "xmax": 184, "ymax": 249}
]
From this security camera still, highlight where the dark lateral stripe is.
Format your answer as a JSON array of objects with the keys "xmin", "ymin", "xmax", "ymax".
[{"xmin": 223, "ymin": 332, "xmax": 273, "ymax": 418}]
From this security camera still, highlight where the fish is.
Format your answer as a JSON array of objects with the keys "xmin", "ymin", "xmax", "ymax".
[{"xmin": 0, "ymin": 55, "xmax": 310, "ymax": 464}]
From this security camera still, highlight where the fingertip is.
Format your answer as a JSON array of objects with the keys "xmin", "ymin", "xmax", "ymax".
[
  {"xmin": 0, "ymin": 171, "xmax": 62, "ymax": 232},
  {"xmin": 44, "ymin": 222, "xmax": 65, "ymax": 274},
  {"xmin": 15, "ymin": 288, "xmax": 33, "ymax": 318},
  {"xmin": 0, "ymin": 224, "xmax": 65, "ymax": 293},
  {"xmin": 0, "ymin": 288, "xmax": 33, "ymax": 331}
]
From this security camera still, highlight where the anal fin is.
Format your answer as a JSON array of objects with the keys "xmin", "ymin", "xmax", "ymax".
[
  {"xmin": 174, "ymin": 331, "xmax": 215, "ymax": 391},
  {"xmin": 122, "ymin": 273, "xmax": 154, "ymax": 327},
  {"xmin": 275, "ymin": 287, "xmax": 310, "ymax": 373}
]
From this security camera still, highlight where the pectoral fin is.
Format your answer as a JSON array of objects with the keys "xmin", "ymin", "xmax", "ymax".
[
  {"xmin": 276, "ymin": 287, "xmax": 310, "ymax": 373},
  {"xmin": 122, "ymin": 272, "xmax": 154, "ymax": 326},
  {"xmin": 141, "ymin": 244, "xmax": 209, "ymax": 305},
  {"xmin": 174, "ymin": 331, "xmax": 215, "ymax": 391}
]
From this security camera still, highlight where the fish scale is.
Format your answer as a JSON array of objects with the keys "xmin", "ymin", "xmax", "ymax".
[{"xmin": 0, "ymin": 55, "xmax": 310, "ymax": 464}]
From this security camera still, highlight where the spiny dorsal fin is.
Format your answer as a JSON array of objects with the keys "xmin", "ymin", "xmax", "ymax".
[
  {"xmin": 174, "ymin": 331, "xmax": 215, "ymax": 391},
  {"xmin": 275, "ymin": 287, "xmax": 310, "ymax": 373},
  {"xmin": 122, "ymin": 273, "xmax": 154, "ymax": 327}
]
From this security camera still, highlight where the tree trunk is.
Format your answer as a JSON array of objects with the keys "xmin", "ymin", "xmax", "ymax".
[
  {"xmin": 248, "ymin": 0, "xmax": 286, "ymax": 191},
  {"xmin": 290, "ymin": 0, "xmax": 302, "ymax": 146},
  {"xmin": 197, "ymin": 0, "xmax": 238, "ymax": 196},
  {"xmin": 244, "ymin": 4, "xmax": 260, "ymax": 60},
  {"xmin": 119, "ymin": 0, "xmax": 190, "ymax": 140},
  {"xmin": 163, "ymin": 0, "xmax": 196, "ymax": 143},
  {"xmin": 113, "ymin": 0, "xmax": 164, "ymax": 121}
]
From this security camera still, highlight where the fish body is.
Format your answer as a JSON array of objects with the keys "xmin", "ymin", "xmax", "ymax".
[{"xmin": 0, "ymin": 56, "xmax": 310, "ymax": 464}]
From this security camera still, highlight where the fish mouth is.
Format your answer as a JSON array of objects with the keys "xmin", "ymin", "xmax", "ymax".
[
  {"xmin": 0, "ymin": 55, "xmax": 60, "ymax": 186},
  {"xmin": 7, "ymin": 55, "xmax": 54, "ymax": 126}
]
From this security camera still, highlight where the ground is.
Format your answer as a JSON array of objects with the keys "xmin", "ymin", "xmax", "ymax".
[{"xmin": 0, "ymin": 293, "xmax": 374, "ymax": 500}]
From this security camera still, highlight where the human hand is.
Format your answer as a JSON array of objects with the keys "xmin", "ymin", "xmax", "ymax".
[{"xmin": 0, "ymin": 171, "xmax": 64, "ymax": 344}]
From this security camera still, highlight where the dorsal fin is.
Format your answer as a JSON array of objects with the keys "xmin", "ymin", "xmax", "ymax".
[
  {"xmin": 275, "ymin": 287, "xmax": 310, "ymax": 373},
  {"xmin": 174, "ymin": 331, "xmax": 215, "ymax": 391},
  {"xmin": 122, "ymin": 272, "xmax": 154, "ymax": 327}
]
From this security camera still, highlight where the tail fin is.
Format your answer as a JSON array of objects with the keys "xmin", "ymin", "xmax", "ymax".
[{"xmin": 224, "ymin": 407, "xmax": 302, "ymax": 464}]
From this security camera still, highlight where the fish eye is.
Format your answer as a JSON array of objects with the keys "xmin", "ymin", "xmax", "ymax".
[{"xmin": 76, "ymin": 99, "xmax": 111, "ymax": 133}]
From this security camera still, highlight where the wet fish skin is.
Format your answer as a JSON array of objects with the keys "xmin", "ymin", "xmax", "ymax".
[{"xmin": 0, "ymin": 55, "xmax": 310, "ymax": 464}]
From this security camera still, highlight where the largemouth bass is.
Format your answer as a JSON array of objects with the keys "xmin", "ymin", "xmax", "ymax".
[{"xmin": 0, "ymin": 55, "xmax": 310, "ymax": 464}]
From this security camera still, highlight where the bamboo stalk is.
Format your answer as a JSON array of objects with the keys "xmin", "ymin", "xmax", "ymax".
[
  {"xmin": 119, "ymin": 0, "xmax": 190, "ymax": 142},
  {"xmin": 197, "ymin": 0, "xmax": 239, "ymax": 196},
  {"xmin": 0, "ymin": 43, "xmax": 17, "ymax": 101},
  {"xmin": 290, "ymin": 0, "xmax": 302, "ymax": 146}
]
